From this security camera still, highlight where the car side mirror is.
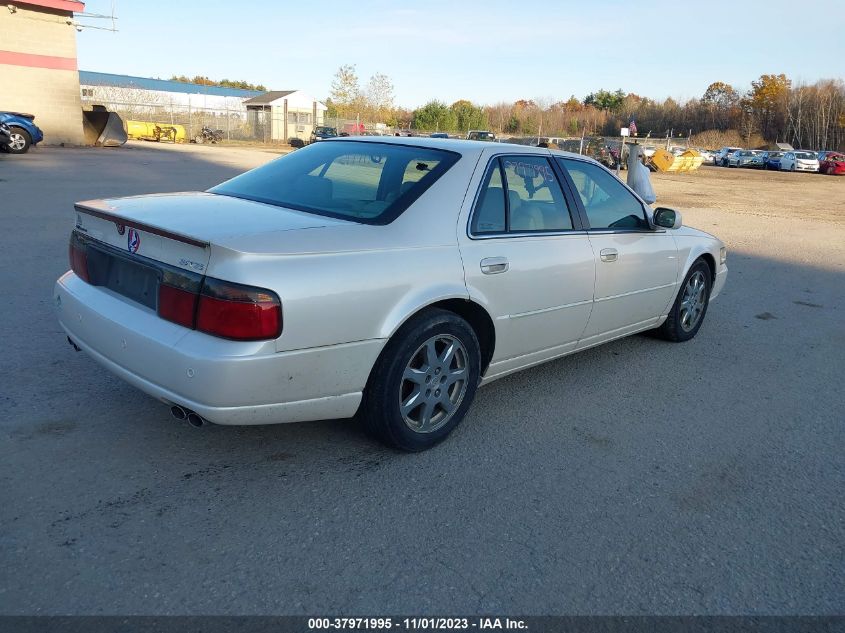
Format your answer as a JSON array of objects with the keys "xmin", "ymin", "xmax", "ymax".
[{"xmin": 653, "ymin": 207, "xmax": 683, "ymax": 229}]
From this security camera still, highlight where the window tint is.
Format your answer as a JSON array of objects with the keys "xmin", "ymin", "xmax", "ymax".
[
  {"xmin": 402, "ymin": 155, "xmax": 445, "ymax": 188},
  {"xmin": 210, "ymin": 141, "xmax": 459, "ymax": 224},
  {"xmin": 557, "ymin": 158, "xmax": 648, "ymax": 230}
]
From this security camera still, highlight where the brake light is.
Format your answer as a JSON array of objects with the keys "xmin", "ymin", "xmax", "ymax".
[
  {"xmin": 158, "ymin": 275, "xmax": 281, "ymax": 340},
  {"xmin": 196, "ymin": 278, "xmax": 282, "ymax": 341},
  {"xmin": 68, "ymin": 234, "xmax": 90, "ymax": 282}
]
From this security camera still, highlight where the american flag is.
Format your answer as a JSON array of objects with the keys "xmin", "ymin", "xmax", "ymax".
[{"xmin": 629, "ymin": 119, "xmax": 638, "ymax": 136}]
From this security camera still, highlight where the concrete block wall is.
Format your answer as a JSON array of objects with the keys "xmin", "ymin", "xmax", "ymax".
[{"xmin": 0, "ymin": 4, "xmax": 85, "ymax": 145}]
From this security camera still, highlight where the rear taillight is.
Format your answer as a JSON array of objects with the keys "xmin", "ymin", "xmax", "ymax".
[
  {"xmin": 68, "ymin": 232, "xmax": 90, "ymax": 282},
  {"xmin": 196, "ymin": 278, "xmax": 282, "ymax": 341},
  {"xmin": 158, "ymin": 284, "xmax": 197, "ymax": 328},
  {"xmin": 157, "ymin": 274, "xmax": 281, "ymax": 341}
]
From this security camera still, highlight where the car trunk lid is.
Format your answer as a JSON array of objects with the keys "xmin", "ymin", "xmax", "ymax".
[{"xmin": 71, "ymin": 192, "xmax": 363, "ymax": 315}]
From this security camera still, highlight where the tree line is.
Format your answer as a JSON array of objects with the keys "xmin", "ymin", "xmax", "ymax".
[
  {"xmin": 325, "ymin": 65, "xmax": 845, "ymax": 150},
  {"xmin": 169, "ymin": 75, "xmax": 267, "ymax": 92}
]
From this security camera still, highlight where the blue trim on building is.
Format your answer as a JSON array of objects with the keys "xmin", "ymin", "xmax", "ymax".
[{"xmin": 78, "ymin": 71, "xmax": 264, "ymax": 98}]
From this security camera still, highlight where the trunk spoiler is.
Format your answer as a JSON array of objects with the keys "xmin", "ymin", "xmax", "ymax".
[{"xmin": 75, "ymin": 201, "xmax": 210, "ymax": 248}]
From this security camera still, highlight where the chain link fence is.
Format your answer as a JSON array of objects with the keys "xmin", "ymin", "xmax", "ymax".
[
  {"xmin": 81, "ymin": 98, "xmax": 692, "ymax": 160},
  {"xmin": 82, "ymin": 97, "xmax": 280, "ymax": 144},
  {"xmin": 82, "ymin": 99, "xmax": 399, "ymax": 145}
]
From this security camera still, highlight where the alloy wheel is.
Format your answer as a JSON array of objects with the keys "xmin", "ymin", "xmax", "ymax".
[
  {"xmin": 399, "ymin": 334, "xmax": 469, "ymax": 433},
  {"xmin": 679, "ymin": 271, "xmax": 707, "ymax": 332},
  {"xmin": 8, "ymin": 133, "xmax": 25, "ymax": 151}
]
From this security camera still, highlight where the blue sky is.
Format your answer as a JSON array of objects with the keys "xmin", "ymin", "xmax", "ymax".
[{"xmin": 76, "ymin": 0, "xmax": 844, "ymax": 107}]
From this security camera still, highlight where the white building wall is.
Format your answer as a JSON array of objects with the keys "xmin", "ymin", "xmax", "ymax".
[{"xmin": 79, "ymin": 85, "xmax": 254, "ymax": 113}]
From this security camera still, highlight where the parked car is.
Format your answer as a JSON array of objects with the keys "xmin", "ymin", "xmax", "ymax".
[
  {"xmin": 0, "ymin": 121, "xmax": 11, "ymax": 149},
  {"xmin": 310, "ymin": 126, "xmax": 338, "ymax": 143},
  {"xmin": 55, "ymin": 138, "xmax": 727, "ymax": 451},
  {"xmin": 779, "ymin": 150, "xmax": 819, "ymax": 172},
  {"xmin": 429, "ymin": 132, "xmax": 449, "ymax": 139},
  {"xmin": 696, "ymin": 148, "xmax": 714, "ymax": 162},
  {"xmin": 761, "ymin": 151, "xmax": 784, "ymax": 170},
  {"xmin": 0, "ymin": 111, "xmax": 44, "ymax": 154},
  {"xmin": 819, "ymin": 152, "xmax": 845, "ymax": 175},
  {"xmin": 342, "ymin": 122, "xmax": 366, "ymax": 135},
  {"xmin": 467, "ymin": 130, "xmax": 496, "ymax": 141},
  {"xmin": 728, "ymin": 150, "xmax": 764, "ymax": 168},
  {"xmin": 713, "ymin": 146, "xmax": 742, "ymax": 166}
]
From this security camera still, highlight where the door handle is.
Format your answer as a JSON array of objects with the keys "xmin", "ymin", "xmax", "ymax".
[
  {"xmin": 600, "ymin": 248, "xmax": 618, "ymax": 263},
  {"xmin": 480, "ymin": 256, "xmax": 509, "ymax": 275}
]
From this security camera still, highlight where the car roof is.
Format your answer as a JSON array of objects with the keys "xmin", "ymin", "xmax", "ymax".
[{"xmin": 329, "ymin": 135, "xmax": 595, "ymax": 162}]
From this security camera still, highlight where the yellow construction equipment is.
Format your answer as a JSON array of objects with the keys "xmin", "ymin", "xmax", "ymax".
[
  {"xmin": 126, "ymin": 120, "xmax": 187, "ymax": 143},
  {"xmin": 650, "ymin": 148, "xmax": 705, "ymax": 173}
]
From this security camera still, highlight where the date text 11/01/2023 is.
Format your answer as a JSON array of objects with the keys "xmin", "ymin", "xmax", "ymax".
[{"xmin": 307, "ymin": 618, "xmax": 528, "ymax": 630}]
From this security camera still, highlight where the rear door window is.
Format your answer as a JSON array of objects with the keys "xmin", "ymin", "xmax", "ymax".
[
  {"xmin": 470, "ymin": 156, "xmax": 574, "ymax": 235},
  {"xmin": 501, "ymin": 157, "xmax": 573, "ymax": 231}
]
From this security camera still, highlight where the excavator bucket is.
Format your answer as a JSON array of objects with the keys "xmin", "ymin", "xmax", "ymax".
[{"xmin": 82, "ymin": 106, "xmax": 128, "ymax": 147}]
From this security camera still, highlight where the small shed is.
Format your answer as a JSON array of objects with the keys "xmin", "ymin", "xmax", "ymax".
[{"xmin": 244, "ymin": 90, "xmax": 327, "ymax": 143}]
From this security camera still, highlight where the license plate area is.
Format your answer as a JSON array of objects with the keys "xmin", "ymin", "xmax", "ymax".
[{"xmin": 87, "ymin": 246, "xmax": 160, "ymax": 310}]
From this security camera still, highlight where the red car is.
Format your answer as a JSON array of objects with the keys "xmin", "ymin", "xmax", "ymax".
[{"xmin": 819, "ymin": 152, "xmax": 845, "ymax": 175}]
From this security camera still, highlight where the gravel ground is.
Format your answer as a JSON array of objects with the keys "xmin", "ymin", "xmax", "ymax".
[{"xmin": 1, "ymin": 143, "xmax": 842, "ymax": 615}]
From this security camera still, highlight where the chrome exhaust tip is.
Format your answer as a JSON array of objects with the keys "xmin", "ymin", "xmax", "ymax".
[
  {"xmin": 186, "ymin": 412, "xmax": 205, "ymax": 428},
  {"xmin": 170, "ymin": 405, "xmax": 187, "ymax": 420}
]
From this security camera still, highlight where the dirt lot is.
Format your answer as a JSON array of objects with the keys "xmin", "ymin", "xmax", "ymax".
[
  {"xmin": 1, "ymin": 143, "xmax": 842, "ymax": 615},
  {"xmin": 653, "ymin": 164, "xmax": 845, "ymax": 224}
]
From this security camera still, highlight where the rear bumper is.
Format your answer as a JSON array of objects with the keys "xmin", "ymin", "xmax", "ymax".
[{"xmin": 54, "ymin": 272, "xmax": 384, "ymax": 425}]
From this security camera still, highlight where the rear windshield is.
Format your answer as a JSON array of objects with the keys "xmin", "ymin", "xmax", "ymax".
[
  {"xmin": 209, "ymin": 141, "xmax": 460, "ymax": 224},
  {"xmin": 315, "ymin": 127, "xmax": 336, "ymax": 135}
]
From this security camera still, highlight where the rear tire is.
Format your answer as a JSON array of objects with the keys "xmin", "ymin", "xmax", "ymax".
[
  {"xmin": 6, "ymin": 127, "xmax": 31, "ymax": 154},
  {"xmin": 655, "ymin": 260, "xmax": 712, "ymax": 342},
  {"xmin": 359, "ymin": 309, "xmax": 481, "ymax": 451}
]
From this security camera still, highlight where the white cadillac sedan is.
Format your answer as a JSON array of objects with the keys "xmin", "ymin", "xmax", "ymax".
[{"xmin": 55, "ymin": 138, "xmax": 727, "ymax": 451}]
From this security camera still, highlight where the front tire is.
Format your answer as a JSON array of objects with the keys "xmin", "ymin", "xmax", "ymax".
[
  {"xmin": 359, "ymin": 309, "xmax": 481, "ymax": 451},
  {"xmin": 656, "ymin": 260, "xmax": 712, "ymax": 342},
  {"xmin": 6, "ymin": 127, "xmax": 31, "ymax": 154}
]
